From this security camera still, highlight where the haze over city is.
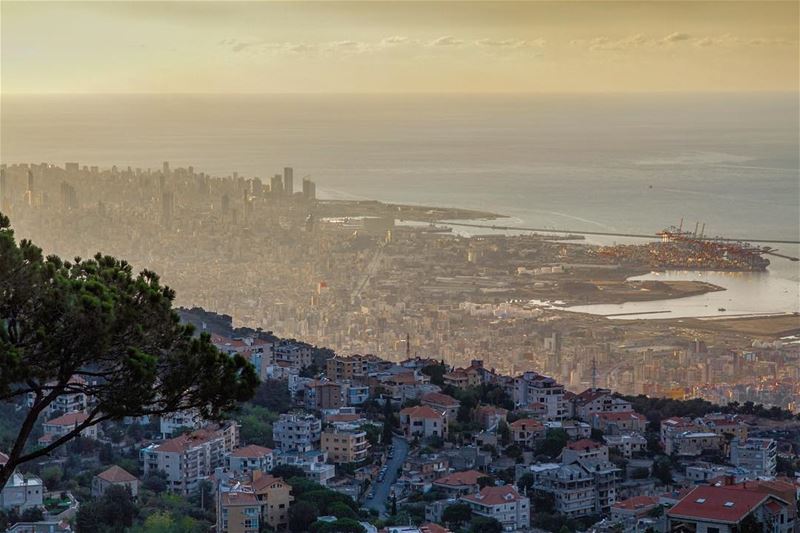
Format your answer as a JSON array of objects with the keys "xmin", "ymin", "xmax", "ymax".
[{"xmin": 0, "ymin": 2, "xmax": 799, "ymax": 533}]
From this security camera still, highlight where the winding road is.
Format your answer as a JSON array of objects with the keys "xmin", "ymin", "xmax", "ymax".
[{"xmin": 364, "ymin": 435, "xmax": 409, "ymax": 516}]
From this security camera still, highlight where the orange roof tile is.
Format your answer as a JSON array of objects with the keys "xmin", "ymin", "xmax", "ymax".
[
  {"xmin": 434, "ymin": 470, "xmax": 485, "ymax": 487},
  {"xmin": 400, "ymin": 405, "xmax": 445, "ymax": 420},
  {"xmin": 462, "ymin": 485, "xmax": 524, "ymax": 506},
  {"xmin": 96, "ymin": 465, "xmax": 138, "ymax": 483},
  {"xmin": 231, "ymin": 444, "xmax": 273, "ymax": 458}
]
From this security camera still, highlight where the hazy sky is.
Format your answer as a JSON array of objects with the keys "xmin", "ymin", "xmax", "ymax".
[{"xmin": 2, "ymin": 1, "xmax": 798, "ymax": 94}]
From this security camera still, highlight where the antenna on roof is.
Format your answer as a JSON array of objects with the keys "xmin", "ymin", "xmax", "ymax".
[
  {"xmin": 406, "ymin": 333, "xmax": 410, "ymax": 359},
  {"xmin": 591, "ymin": 356, "xmax": 597, "ymax": 390}
]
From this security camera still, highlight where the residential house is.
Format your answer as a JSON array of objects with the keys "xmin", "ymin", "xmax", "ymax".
[
  {"xmin": 92, "ymin": 465, "xmax": 139, "ymax": 498},
  {"xmin": 421, "ymin": 392, "xmax": 460, "ymax": 422},
  {"xmin": 217, "ymin": 490, "xmax": 261, "ymax": 533},
  {"xmin": 667, "ymin": 485, "xmax": 794, "ymax": 533},
  {"xmin": 460, "ymin": 485, "xmax": 530, "ymax": 532},
  {"xmin": 512, "ymin": 372, "xmax": 569, "ymax": 421},
  {"xmin": 509, "ymin": 419, "xmax": 545, "ymax": 448},
  {"xmin": 574, "ymin": 388, "xmax": 632, "ymax": 422},
  {"xmin": 432, "ymin": 470, "xmax": 485, "ymax": 497},
  {"xmin": 592, "ymin": 411, "xmax": 647, "ymax": 435},
  {"xmin": 399, "ymin": 406, "xmax": 448, "ymax": 439},
  {"xmin": 39, "ymin": 411, "xmax": 97, "ymax": 445},
  {"xmin": 305, "ymin": 381, "xmax": 344, "ymax": 411}
]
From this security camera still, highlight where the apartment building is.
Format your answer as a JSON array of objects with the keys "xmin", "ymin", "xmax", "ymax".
[
  {"xmin": 227, "ymin": 445, "xmax": 274, "ymax": 476},
  {"xmin": 273, "ymin": 413, "xmax": 322, "ymax": 452},
  {"xmin": 561, "ymin": 440, "xmax": 609, "ymax": 464},
  {"xmin": 461, "ymin": 485, "xmax": 530, "ymax": 532},
  {"xmin": 0, "ymin": 471, "xmax": 44, "ymax": 511},
  {"xmin": 273, "ymin": 450, "xmax": 335, "ymax": 486},
  {"xmin": 730, "ymin": 438, "xmax": 777, "ymax": 478},
  {"xmin": 159, "ymin": 409, "xmax": 204, "ymax": 438},
  {"xmin": 533, "ymin": 463, "xmax": 596, "ymax": 518},
  {"xmin": 273, "ymin": 341, "xmax": 313, "ymax": 369},
  {"xmin": 304, "ymin": 382, "xmax": 344, "ymax": 411},
  {"xmin": 326, "ymin": 355, "xmax": 368, "ymax": 382},
  {"xmin": 27, "ymin": 376, "xmax": 89, "ymax": 418},
  {"xmin": 591, "ymin": 411, "xmax": 647, "ymax": 434},
  {"xmin": 252, "ymin": 473, "xmax": 293, "ymax": 531},
  {"xmin": 218, "ymin": 490, "xmax": 261, "ymax": 533},
  {"xmin": 513, "ymin": 372, "xmax": 569, "ymax": 421},
  {"xmin": 140, "ymin": 423, "xmax": 239, "ymax": 495},
  {"xmin": 665, "ymin": 431, "xmax": 724, "ymax": 457},
  {"xmin": 320, "ymin": 425, "xmax": 370, "ymax": 464},
  {"xmin": 574, "ymin": 388, "xmax": 632, "ymax": 422}
]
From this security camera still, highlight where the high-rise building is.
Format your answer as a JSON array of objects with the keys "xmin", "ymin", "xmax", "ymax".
[
  {"xmin": 270, "ymin": 174, "xmax": 283, "ymax": 196},
  {"xmin": 60, "ymin": 182, "xmax": 78, "ymax": 210},
  {"xmin": 161, "ymin": 191, "xmax": 174, "ymax": 228},
  {"xmin": 25, "ymin": 170, "xmax": 35, "ymax": 207},
  {"xmin": 302, "ymin": 177, "xmax": 316, "ymax": 201},
  {"xmin": 283, "ymin": 167, "xmax": 293, "ymax": 196},
  {"xmin": 0, "ymin": 168, "xmax": 7, "ymax": 211},
  {"xmin": 162, "ymin": 161, "xmax": 170, "ymax": 176}
]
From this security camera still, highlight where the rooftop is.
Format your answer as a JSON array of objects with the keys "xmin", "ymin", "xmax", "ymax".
[
  {"xmin": 96, "ymin": 465, "xmax": 138, "ymax": 483},
  {"xmin": 462, "ymin": 485, "xmax": 524, "ymax": 506},
  {"xmin": 667, "ymin": 485, "xmax": 775, "ymax": 524},
  {"xmin": 434, "ymin": 470, "xmax": 485, "ymax": 487}
]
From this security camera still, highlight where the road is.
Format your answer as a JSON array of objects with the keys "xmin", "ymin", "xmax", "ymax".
[{"xmin": 363, "ymin": 435, "xmax": 408, "ymax": 516}]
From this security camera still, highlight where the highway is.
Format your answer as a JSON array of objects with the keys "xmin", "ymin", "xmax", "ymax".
[{"xmin": 363, "ymin": 435, "xmax": 409, "ymax": 517}]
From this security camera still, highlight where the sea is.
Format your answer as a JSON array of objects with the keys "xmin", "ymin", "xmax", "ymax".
[{"xmin": 1, "ymin": 93, "xmax": 798, "ymax": 318}]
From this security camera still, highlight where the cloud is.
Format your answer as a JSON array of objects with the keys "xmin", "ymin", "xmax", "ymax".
[
  {"xmin": 428, "ymin": 36, "xmax": 463, "ymax": 47},
  {"xmin": 475, "ymin": 38, "xmax": 545, "ymax": 48},
  {"xmin": 380, "ymin": 36, "xmax": 409, "ymax": 46},
  {"xmin": 663, "ymin": 32, "xmax": 690, "ymax": 43}
]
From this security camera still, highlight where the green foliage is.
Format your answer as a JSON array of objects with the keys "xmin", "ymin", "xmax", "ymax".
[
  {"xmin": 653, "ymin": 456, "xmax": 673, "ymax": 485},
  {"xmin": 421, "ymin": 363, "xmax": 447, "ymax": 386},
  {"xmin": 75, "ymin": 485, "xmax": 137, "ymax": 532},
  {"xmin": 289, "ymin": 500, "xmax": 320, "ymax": 533},
  {"xmin": 251, "ymin": 379, "xmax": 293, "ymax": 412},
  {"xmin": 535, "ymin": 429, "xmax": 569, "ymax": 459},
  {"xmin": 360, "ymin": 423, "xmax": 382, "ymax": 447},
  {"xmin": 0, "ymin": 214, "xmax": 259, "ymax": 485},
  {"xmin": 477, "ymin": 475, "xmax": 494, "ymax": 488},
  {"xmin": 143, "ymin": 471, "xmax": 169, "ymax": 494},
  {"xmin": 468, "ymin": 515, "xmax": 503, "ymax": 533},
  {"xmin": 498, "ymin": 419, "xmax": 511, "ymax": 446},
  {"xmin": 517, "ymin": 472, "xmax": 535, "ymax": 492},
  {"xmin": 310, "ymin": 518, "xmax": 366, "ymax": 533},
  {"xmin": 230, "ymin": 404, "xmax": 277, "ymax": 447},
  {"xmin": 442, "ymin": 502, "xmax": 472, "ymax": 526}
]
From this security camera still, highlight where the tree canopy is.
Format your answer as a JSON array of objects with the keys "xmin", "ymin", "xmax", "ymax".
[{"xmin": 0, "ymin": 213, "xmax": 259, "ymax": 486}]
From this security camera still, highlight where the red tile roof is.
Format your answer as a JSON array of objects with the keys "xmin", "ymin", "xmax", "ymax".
[
  {"xmin": 566, "ymin": 439, "xmax": 603, "ymax": 451},
  {"xmin": 667, "ymin": 486, "xmax": 773, "ymax": 524},
  {"xmin": 596, "ymin": 411, "xmax": 644, "ymax": 422},
  {"xmin": 96, "ymin": 465, "xmax": 138, "ymax": 483},
  {"xmin": 510, "ymin": 418, "xmax": 544, "ymax": 430},
  {"xmin": 400, "ymin": 405, "xmax": 445, "ymax": 420},
  {"xmin": 251, "ymin": 474, "xmax": 288, "ymax": 492},
  {"xmin": 421, "ymin": 524, "xmax": 451, "ymax": 533},
  {"xmin": 421, "ymin": 392, "xmax": 460, "ymax": 407},
  {"xmin": 154, "ymin": 427, "xmax": 224, "ymax": 453},
  {"xmin": 462, "ymin": 485, "xmax": 524, "ymax": 506},
  {"xmin": 434, "ymin": 470, "xmax": 485, "ymax": 487},
  {"xmin": 613, "ymin": 495, "xmax": 658, "ymax": 511},
  {"xmin": 231, "ymin": 444, "xmax": 273, "ymax": 458},
  {"xmin": 45, "ymin": 411, "xmax": 89, "ymax": 427}
]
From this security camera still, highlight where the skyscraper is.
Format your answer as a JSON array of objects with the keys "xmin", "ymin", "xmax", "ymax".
[
  {"xmin": 283, "ymin": 167, "xmax": 294, "ymax": 196},
  {"xmin": 302, "ymin": 177, "xmax": 316, "ymax": 201},
  {"xmin": 270, "ymin": 174, "xmax": 283, "ymax": 196},
  {"xmin": 161, "ymin": 191, "xmax": 174, "ymax": 228},
  {"xmin": 25, "ymin": 170, "xmax": 35, "ymax": 207},
  {"xmin": 0, "ymin": 168, "xmax": 7, "ymax": 211}
]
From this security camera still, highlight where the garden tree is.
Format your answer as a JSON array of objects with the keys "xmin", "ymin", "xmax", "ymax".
[
  {"xmin": 0, "ymin": 214, "xmax": 259, "ymax": 488},
  {"xmin": 653, "ymin": 456, "xmax": 673, "ymax": 485},
  {"xmin": 271, "ymin": 465, "xmax": 307, "ymax": 480},
  {"xmin": 421, "ymin": 362, "xmax": 447, "ymax": 386},
  {"xmin": 143, "ymin": 470, "xmax": 169, "ymax": 494},
  {"xmin": 390, "ymin": 494, "xmax": 397, "ymax": 515},
  {"xmin": 360, "ymin": 423, "xmax": 381, "ymax": 447},
  {"xmin": 328, "ymin": 501, "xmax": 357, "ymax": 520},
  {"xmin": 251, "ymin": 379, "xmax": 293, "ymax": 412},
  {"xmin": 75, "ymin": 484, "xmax": 137, "ymax": 532},
  {"xmin": 517, "ymin": 472, "xmax": 535, "ymax": 493},
  {"xmin": 535, "ymin": 429, "xmax": 569, "ymax": 459},
  {"xmin": 498, "ymin": 419, "xmax": 511, "ymax": 446},
  {"xmin": 310, "ymin": 518, "xmax": 366, "ymax": 533},
  {"xmin": 441, "ymin": 502, "xmax": 472, "ymax": 527},
  {"xmin": 289, "ymin": 500, "xmax": 319, "ymax": 533},
  {"xmin": 477, "ymin": 475, "xmax": 494, "ymax": 489},
  {"xmin": 469, "ymin": 516, "xmax": 503, "ymax": 533}
]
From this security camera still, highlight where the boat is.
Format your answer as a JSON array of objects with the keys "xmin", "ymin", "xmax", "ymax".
[{"xmin": 718, "ymin": 307, "xmax": 726, "ymax": 312}]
